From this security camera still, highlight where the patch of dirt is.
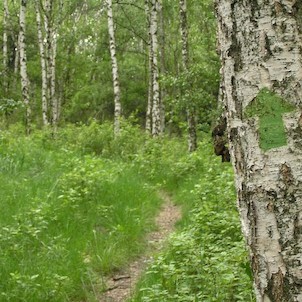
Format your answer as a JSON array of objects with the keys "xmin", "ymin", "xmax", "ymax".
[{"xmin": 99, "ymin": 191, "xmax": 182, "ymax": 302}]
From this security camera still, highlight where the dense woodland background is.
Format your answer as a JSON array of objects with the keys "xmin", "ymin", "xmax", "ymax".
[
  {"xmin": 0, "ymin": 1, "xmax": 256, "ymax": 301},
  {"xmin": 0, "ymin": 0, "xmax": 219, "ymax": 138}
]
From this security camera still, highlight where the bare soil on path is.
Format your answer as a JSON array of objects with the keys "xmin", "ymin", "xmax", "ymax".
[{"xmin": 99, "ymin": 191, "xmax": 182, "ymax": 302}]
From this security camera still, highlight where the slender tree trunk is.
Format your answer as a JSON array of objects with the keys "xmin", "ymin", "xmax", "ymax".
[
  {"xmin": 146, "ymin": 50, "xmax": 153, "ymax": 134},
  {"xmin": 150, "ymin": 0, "xmax": 161, "ymax": 137},
  {"xmin": 14, "ymin": 34, "xmax": 20, "ymax": 76},
  {"xmin": 19, "ymin": 0, "xmax": 31, "ymax": 135},
  {"xmin": 50, "ymin": 32, "xmax": 58, "ymax": 131},
  {"xmin": 216, "ymin": 0, "xmax": 302, "ymax": 300},
  {"xmin": 106, "ymin": 0, "xmax": 122, "ymax": 136},
  {"xmin": 158, "ymin": 0, "xmax": 166, "ymax": 134},
  {"xmin": 44, "ymin": 0, "xmax": 59, "ymax": 131},
  {"xmin": 179, "ymin": 0, "xmax": 197, "ymax": 152},
  {"xmin": 145, "ymin": 0, "xmax": 153, "ymax": 134},
  {"xmin": 35, "ymin": 0, "xmax": 49, "ymax": 126},
  {"xmin": 3, "ymin": 0, "xmax": 9, "ymax": 94},
  {"xmin": 44, "ymin": 0, "xmax": 52, "ymax": 123}
]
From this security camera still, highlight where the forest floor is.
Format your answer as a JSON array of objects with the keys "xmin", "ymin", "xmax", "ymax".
[{"xmin": 99, "ymin": 191, "xmax": 182, "ymax": 302}]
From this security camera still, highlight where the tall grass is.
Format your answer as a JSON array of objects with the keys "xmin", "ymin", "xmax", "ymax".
[
  {"xmin": 0, "ymin": 124, "xmax": 161, "ymax": 301},
  {"xmin": 0, "ymin": 122, "xmax": 255, "ymax": 301}
]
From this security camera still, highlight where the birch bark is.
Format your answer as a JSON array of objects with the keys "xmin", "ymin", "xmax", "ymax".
[
  {"xmin": 106, "ymin": 0, "xmax": 122, "ymax": 136},
  {"xmin": 44, "ymin": 0, "xmax": 59, "ymax": 131},
  {"xmin": 14, "ymin": 34, "xmax": 20, "ymax": 77},
  {"xmin": 150, "ymin": 0, "xmax": 161, "ymax": 137},
  {"xmin": 158, "ymin": 0, "xmax": 166, "ymax": 134},
  {"xmin": 145, "ymin": 0, "xmax": 153, "ymax": 134},
  {"xmin": 50, "ymin": 32, "xmax": 58, "ymax": 131},
  {"xmin": 19, "ymin": 0, "xmax": 31, "ymax": 134},
  {"xmin": 179, "ymin": 0, "xmax": 197, "ymax": 152},
  {"xmin": 3, "ymin": 0, "xmax": 9, "ymax": 94},
  {"xmin": 216, "ymin": 0, "xmax": 302, "ymax": 300},
  {"xmin": 35, "ymin": 0, "xmax": 49, "ymax": 126}
]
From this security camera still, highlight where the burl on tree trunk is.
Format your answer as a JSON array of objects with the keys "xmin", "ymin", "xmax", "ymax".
[{"xmin": 212, "ymin": 116, "xmax": 230, "ymax": 162}]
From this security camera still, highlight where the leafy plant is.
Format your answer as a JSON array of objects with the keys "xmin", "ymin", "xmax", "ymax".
[{"xmin": 130, "ymin": 142, "xmax": 255, "ymax": 302}]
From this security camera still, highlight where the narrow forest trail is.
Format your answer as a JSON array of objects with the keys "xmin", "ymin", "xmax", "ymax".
[{"xmin": 99, "ymin": 191, "xmax": 182, "ymax": 302}]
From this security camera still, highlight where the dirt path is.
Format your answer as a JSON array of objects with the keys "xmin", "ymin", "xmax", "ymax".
[{"xmin": 99, "ymin": 191, "xmax": 181, "ymax": 302}]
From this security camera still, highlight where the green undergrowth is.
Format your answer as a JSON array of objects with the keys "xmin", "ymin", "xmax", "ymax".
[
  {"xmin": 130, "ymin": 142, "xmax": 255, "ymax": 301},
  {"xmin": 0, "ymin": 121, "xmax": 255, "ymax": 301},
  {"xmin": 0, "ymin": 123, "xmax": 161, "ymax": 301}
]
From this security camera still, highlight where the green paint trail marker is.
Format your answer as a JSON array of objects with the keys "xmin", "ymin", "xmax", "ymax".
[{"xmin": 245, "ymin": 88, "xmax": 295, "ymax": 151}]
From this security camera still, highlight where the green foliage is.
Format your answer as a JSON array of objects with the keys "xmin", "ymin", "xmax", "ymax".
[
  {"xmin": 0, "ymin": 124, "xmax": 255, "ymax": 301},
  {"xmin": 0, "ymin": 99, "xmax": 24, "ymax": 116},
  {"xmin": 130, "ymin": 143, "xmax": 255, "ymax": 302},
  {"xmin": 245, "ymin": 88, "xmax": 295, "ymax": 151},
  {"xmin": 0, "ymin": 126, "xmax": 161, "ymax": 301},
  {"xmin": 56, "ymin": 119, "xmax": 147, "ymax": 159},
  {"xmin": 1, "ymin": 0, "xmax": 219, "ymax": 133}
]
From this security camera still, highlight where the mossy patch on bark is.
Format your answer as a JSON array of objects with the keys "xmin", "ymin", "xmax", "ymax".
[{"xmin": 244, "ymin": 88, "xmax": 295, "ymax": 151}]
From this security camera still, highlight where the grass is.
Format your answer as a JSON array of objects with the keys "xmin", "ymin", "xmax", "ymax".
[
  {"xmin": 0, "ymin": 122, "xmax": 255, "ymax": 301},
  {"xmin": 129, "ymin": 140, "xmax": 255, "ymax": 302},
  {"xmin": 0, "ymin": 126, "xmax": 162, "ymax": 301}
]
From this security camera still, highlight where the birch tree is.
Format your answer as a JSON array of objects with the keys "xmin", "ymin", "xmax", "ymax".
[
  {"xmin": 216, "ymin": 0, "xmax": 302, "ymax": 300},
  {"xmin": 179, "ymin": 0, "xmax": 197, "ymax": 152},
  {"xmin": 150, "ymin": 0, "xmax": 161, "ymax": 136},
  {"xmin": 158, "ymin": 0, "xmax": 166, "ymax": 134},
  {"xmin": 42, "ymin": 0, "xmax": 60, "ymax": 131},
  {"xmin": 34, "ymin": 0, "xmax": 49, "ymax": 126},
  {"xmin": 145, "ymin": 0, "xmax": 153, "ymax": 134},
  {"xmin": 19, "ymin": 0, "xmax": 31, "ymax": 134},
  {"xmin": 50, "ymin": 30, "xmax": 58, "ymax": 130},
  {"xmin": 106, "ymin": 0, "xmax": 122, "ymax": 136},
  {"xmin": 3, "ymin": 0, "xmax": 9, "ymax": 94}
]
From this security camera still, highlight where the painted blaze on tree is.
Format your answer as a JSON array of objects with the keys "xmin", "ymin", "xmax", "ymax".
[{"xmin": 216, "ymin": 0, "xmax": 302, "ymax": 301}]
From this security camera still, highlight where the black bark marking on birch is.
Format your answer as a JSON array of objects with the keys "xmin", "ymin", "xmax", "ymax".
[
  {"xmin": 279, "ymin": 163, "xmax": 294, "ymax": 188},
  {"xmin": 230, "ymin": 127, "xmax": 244, "ymax": 172},
  {"xmin": 266, "ymin": 190, "xmax": 277, "ymax": 212},
  {"xmin": 266, "ymin": 268, "xmax": 284, "ymax": 302},
  {"xmin": 293, "ymin": 2, "xmax": 302, "ymax": 34},
  {"xmin": 229, "ymin": 1, "xmax": 243, "ymax": 72},
  {"xmin": 289, "ymin": 112, "xmax": 302, "ymax": 149},
  {"xmin": 293, "ymin": 215, "xmax": 302, "ymax": 239},
  {"xmin": 264, "ymin": 33, "xmax": 273, "ymax": 61},
  {"xmin": 250, "ymin": 0, "xmax": 260, "ymax": 21},
  {"xmin": 231, "ymin": 76, "xmax": 243, "ymax": 119},
  {"xmin": 247, "ymin": 198, "xmax": 258, "ymax": 240},
  {"xmin": 298, "ymin": 113, "xmax": 302, "ymax": 128},
  {"xmin": 274, "ymin": 2, "xmax": 284, "ymax": 16}
]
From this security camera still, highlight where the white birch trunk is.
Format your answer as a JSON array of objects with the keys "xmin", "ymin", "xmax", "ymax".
[
  {"xmin": 179, "ymin": 0, "xmax": 197, "ymax": 152},
  {"xmin": 106, "ymin": 0, "xmax": 122, "ymax": 136},
  {"xmin": 44, "ymin": 0, "xmax": 52, "ymax": 115},
  {"xmin": 50, "ymin": 32, "xmax": 58, "ymax": 132},
  {"xmin": 216, "ymin": 0, "xmax": 302, "ymax": 300},
  {"xmin": 35, "ymin": 0, "xmax": 49, "ymax": 126},
  {"xmin": 14, "ymin": 34, "xmax": 20, "ymax": 77},
  {"xmin": 146, "ymin": 50, "xmax": 153, "ymax": 134},
  {"xmin": 145, "ymin": 0, "xmax": 153, "ymax": 134},
  {"xmin": 44, "ymin": 0, "xmax": 59, "ymax": 130},
  {"xmin": 158, "ymin": 0, "xmax": 165, "ymax": 134},
  {"xmin": 150, "ymin": 0, "xmax": 161, "ymax": 137},
  {"xmin": 19, "ymin": 0, "xmax": 31, "ymax": 134},
  {"xmin": 3, "ymin": 0, "xmax": 9, "ymax": 94}
]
